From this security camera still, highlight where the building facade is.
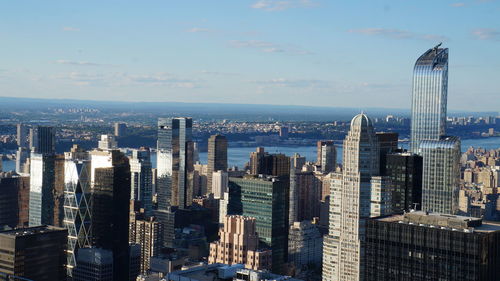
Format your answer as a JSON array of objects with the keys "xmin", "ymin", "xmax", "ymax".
[
  {"xmin": 410, "ymin": 44, "xmax": 448, "ymax": 153},
  {"xmin": 386, "ymin": 152, "xmax": 423, "ymax": 212},
  {"xmin": 130, "ymin": 148, "xmax": 153, "ymax": 216},
  {"xmin": 365, "ymin": 211, "xmax": 500, "ymax": 281},
  {"xmin": 207, "ymin": 134, "xmax": 228, "ymax": 194},
  {"xmin": 317, "ymin": 140, "xmax": 337, "ymax": 174},
  {"xmin": 420, "ymin": 136, "xmax": 461, "ymax": 214}
]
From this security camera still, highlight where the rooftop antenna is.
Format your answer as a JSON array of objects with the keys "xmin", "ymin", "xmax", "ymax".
[{"xmin": 433, "ymin": 42, "xmax": 442, "ymax": 54}]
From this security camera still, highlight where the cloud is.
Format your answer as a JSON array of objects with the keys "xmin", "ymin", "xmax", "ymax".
[
  {"xmin": 62, "ymin": 27, "xmax": 80, "ymax": 32},
  {"xmin": 229, "ymin": 40, "xmax": 312, "ymax": 55},
  {"xmin": 200, "ymin": 70, "xmax": 239, "ymax": 76},
  {"xmin": 472, "ymin": 28, "xmax": 500, "ymax": 41},
  {"xmin": 186, "ymin": 27, "xmax": 214, "ymax": 33},
  {"xmin": 450, "ymin": 2, "xmax": 466, "ymax": 7},
  {"xmin": 251, "ymin": 0, "xmax": 318, "ymax": 11},
  {"xmin": 348, "ymin": 28, "xmax": 448, "ymax": 41},
  {"xmin": 52, "ymin": 72, "xmax": 199, "ymax": 88},
  {"xmin": 250, "ymin": 78, "xmax": 328, "ymax": 88},
  {"xmin": 54, "ymin": 60, "xmax": 106, "ymax": 66}
]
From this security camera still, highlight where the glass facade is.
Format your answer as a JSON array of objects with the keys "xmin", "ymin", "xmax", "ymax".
[
  {"xmin": 130, "ymin": 148, "xmax": 153, "ymax": 216},
  {"xmin": 28, "ymin": 153, "xmax": 55, "ymax": 226},
  {"xmin": 410, "ymin": 45, "xmax": 448, "ymax": 153},
  {"xmin": 420, "ymin": 136, "xmax": 461, "ymax": 214}
]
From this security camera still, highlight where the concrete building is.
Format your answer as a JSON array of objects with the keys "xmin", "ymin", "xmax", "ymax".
[
  {"xmin": 207, "ymin": 135, "xmax": 228, "ymax": 194},
  {"xmin": 0, "ymin": 174, "xmax": 30, "ymax": 228},
  {"xmin": 0, "ymin": 226, "xmax": 67, "ymax": 281},
  {"xmin": 288, "ymin": 221, "xmax": 323, "ymax": 271},
  {"xmin": 114, "ymin": 123, "xmax": 127, "ymax": 137},
  {"xmin": 212, "ymin": 170, "xmax": 228, "ymax": 199},
  {"xmin": 365, "ymin": 211, "xmax": 500, "ymax": 281},
  {"xmin": 130, "ymin": 148, "xmax": 153, "ymax": 216},
  {"xmin": 72, "ymin": 248, "xmax": 113, "ymax": 281},
  {"xmin": 209, "ymin": 215, "xmax": 272, "ymax": 271},
  {"xmin": 316, "ymin": 140, "xmax": 337, "ymax": 174}
]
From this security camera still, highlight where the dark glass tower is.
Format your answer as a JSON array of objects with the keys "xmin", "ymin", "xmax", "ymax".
[
  {"xmin": 91, "ymin": 150, "xmax": 131, "ymax": 281},
  {"xmin": 386, "ymin": 152, "xmax": 423, "ymax": 212},
  {"xmin": 228, "ymin": 176, "xmax": 289, "ymax": 273},
  {"xmin": 207, "ymin": 134, "xmax": 228, "ymax": 194}
]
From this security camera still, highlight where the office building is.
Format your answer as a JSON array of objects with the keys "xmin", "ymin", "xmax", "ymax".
[
  {"xmin": 212, "ymin": 170, "xmax": 228, "ymax": 199},
  {"xmin": 15, "ymin": 147, "xmax": 29, "ymax": 174},
  {"xmin": 0, "ymin": 226, "xmax": 67, "ymax": 281},
  {"xmin": 63, "ymin": 145, "xmax": 92, "ymax": 276},
  {"xmin": 130, "ymin": 148, "xmax": 153, "ymax": 216},
  {"xmin": 376, "ymin": 132, "xmax": 398, "ymax": 175},
  {"xmin": 207, "ymin": 134, "xmax": 228, "ymax": 194},
  {"xmin": 90, "ymin": 149, "xmax": 131, "ymax": 281},
  {"xmin": 208, "ymin": 215, "xmax": 272, "ymax": 270},
  {"xmin": 28, "ymin": 153, "xmax": 55, "ymax": 226},
  {"xmin": 16, "ymin": 123, "xmax": 28, "ymax": 148},
  {"xmin": 289, "ymin": 171, "xmax": 321, "ymax": 223},
  {"xmin": 72, "ymin": 248, "xmax": 113, "ymax": 281},
  {"xmin": 156, "ymin": 117, "xmax": 194, "ymax": 247},
  {"xmin": 323, "ymin": 113, "xmax": 387, "ymax": 281},
  {"xmin": 410, "ymin": 44, "xmax": 448, "ymax": 152},
  {"xmin": 288, "ymin": 221, "xmax": 323, "ymax": 271},
  {"xmin": 420, "ymin": 136, "xmax": 461, "ymax": 214},
  {"xmin": 365, "ymin": 211, "xmax": 500, "ymax": 281},
  {"xmin": 249, "ymin": 147, "xmax": 266, "ymax": 175},
  {"xmin": 0, "ymin": 175, "xmax": 29, "ymax": 228},
  {"xmin": 29, "ymin": 126, "xmax": 56, "ymax": 155},
  {"xmin": 228, "ymin": 176, "xmax": 289, "ymax": 273},
  {"xmin": 386, "ymin": 152, "xmax": 423, "ymax": 212},
  {"xmin": 129, "ymin": 203, "xmax": 163, "ymax": 274},
  {"xmin": 114, "ymin": 122, "xmax": 127, "ymax": 137},
  {"xmin": 316, "ymin": 140, "xmax": 337, "ymax": 174},
  {"xmin": 98, "ymin": 134, "xmax": 117, "ymax": 150}
]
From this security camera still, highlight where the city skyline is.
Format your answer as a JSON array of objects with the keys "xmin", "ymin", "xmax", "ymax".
[{"xmin": 1, "ymin": 1, "xmax": 499, "ymax": 111}]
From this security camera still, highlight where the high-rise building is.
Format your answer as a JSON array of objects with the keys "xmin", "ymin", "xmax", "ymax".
[
  {"xmin": 29, "ymin": 126, "xmax": 56, "ymax": 154},
  {"xmin": 208, "ymin": 215, "xmax": 272, "ymax": 270},
  {"xmin": 228, "ymin": 176, "xmax": 289, "ymax": 273},
  {"xmin": 376, "ymin": 132, "xmax": 398, "ymax": 175},
  {"xmin": 212, "ymin": 170, "xmax": 228, "ymax": 199},
  {"xmin": 420, "ymin": 136, "xmax": 461, "ymax": 214},
  {"xmin": 0, "ymin": 226, "xmax": 67, "ymax": 281},
  {"xmin": 288, "ymin": 221, "xmax": 323, "ymax": 271},
  {"xmin": 365, "ymin": 211, "xmax": 500, "ymax": 281},
  {"xmin": 90, "ymin": 150, "xmax": 131, "ymax": 281},
  {"xmin": 130, "ymin": 148, "xmax": 153, "ymax": 216},
  {"xmin": 98, "ymin": 134, "xmax": 117, "ymax": 150},
  {"xmin": 0, "ymin": 175, "xmax": 29, "ymax": 228},
  {"xmin": 207, "ymin": 134, "xmax": 228, "ymax": 194},
  {"xmin": 156, "ymin": 117, "xmax": 194, "ymax": 209},
  {"xmin": 16, "ymin": 123, "xmax": 28, "ymax": 148},
  {"xmin": 72, "ymin": 248, "xmax": 113, "ymax": 281},
  {"xmin": 316, "ymin": 140, "xmax": 337, "ymax": 174},
  {"xmin": 323, "ymin": 113, "xmax": 390, "ymax": 281},
  {"xmin": 63, "ymin": 145, "xmax": 92, "ymax": 277},
  {"xmin": 129, "ymin": 202, "xmax": 163, "ymax": 274},
  {"xmin": 156, "ymin": 117, "xmax": 194, "ymax": 248},
  {"xmin": 249, "ymin": 147, "xmax": 266, "ymax": 175},
  {"xmin": 15, "ymin": 147, "xmax": 29, "ymax": 174},
  {"xmin": 289, "ymin": 171, "xmax": 321, "ymax": 223},
  {"xmin": 28, "ymin": 153, "xmax": 55, "ymax": 226},
  {"xmin": 410, "ymin": 44, "xmax": 448, "ymax": 153},
  {"xmin": 114, "ymin": 122, "xmax": 127, "ymax": 137},
  {"xmin": 386, "ymin": 152, "xmax": 423, "ymax": 212}
]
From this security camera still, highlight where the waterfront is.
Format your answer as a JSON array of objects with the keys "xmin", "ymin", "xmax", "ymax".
[{"xmin": 2, "ymin": 137, "xmax": 499, "ymax": 172}]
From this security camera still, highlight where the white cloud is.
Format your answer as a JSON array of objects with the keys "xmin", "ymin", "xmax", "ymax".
[
  {"xmin": 250, "ymin": 78, "xmax": 328, "ymax": 88},
  {"xmin": 348, "ymin": 28, "xmax": 449, "ymax": 42},
  {"xmin": 472, "ymin": 28, "xmax": 500, "ymax": 41},
  {"xmin": 450, "ymin": 2, "xmax": 466, "ymax": 7},
  {"xmin": 54, "ymin": 60, "xmax": 105, "ymax": 66},
  {"xmin": 229, "ymin": 40, "xmax": 312, "ymax": 55},
  {"xmin": 186, "ymin": 27, "xmax": 214, "ymax": 33},
  {"xmin": 251, "ymin": 0, "xmax": 318, "ymax": 12},
  {"xmin": 62, "ymin": 27, "xmax": 80, "ymax": 32}
]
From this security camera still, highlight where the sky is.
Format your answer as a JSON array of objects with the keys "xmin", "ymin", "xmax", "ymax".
[{"xmin": 0, "ymin": 0, "xmax": 499, "ymax": 111}]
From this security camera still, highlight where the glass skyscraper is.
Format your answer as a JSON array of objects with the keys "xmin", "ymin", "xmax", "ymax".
[{"xmin": 410, "ymin": 44, "xmax": 449, "ymax": 153}]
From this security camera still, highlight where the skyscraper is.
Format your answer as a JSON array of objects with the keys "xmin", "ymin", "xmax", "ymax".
[
  {"xmin": 130, "ymin": 148, "xmax": 153, "ymax": 216},
  {"xmin": 365, "ymin": 211, "xmax": 500, "ymax": 281},
  {"xmin": 28, "ymin": 153, "xmax": 55, "ymax": 226},
  {"xmin": 386, "ymin": 152, "xmax": 423, "ymax": 212},
  {"xmin": 15, "ymin": 124, "xmax": 29, "ymax": 174},
  {"xmin": 376, "ymin": 132, "xmax": 398, "ymax": 175},
  {"xmin": 114, "ymin": 122, "xmax": 127, "ymax": 137},
  {"xmin": 63, "ymin": 145, "xmax": 92, "ymax": 277},
  {"xmin": 420, "ymin": 136, "xmax": 461, "ymax": 214},
  {"xmin": 30, "ymin": 126, "xmax": 56, "ymax": 154},
  {"xmin": 323, "ymin": 113, "xmax": 385, "ymax": 281},
  {"xmin": 317, "ymin": 140, "xmax": 337, "ymax": 174},
  {"xmin": 207, "ymin": 134, "xmax": 228, "ymax": 194},
  {"xmin": 72, "ymin": 248, "xmax": 114, "ymax": 281},
  {"xmin": 90, "ymin": 149, "xmax": 131, "ymax": 281},
  {"xmin": 156, "ymin": 117, "xmax": 193, "ymax": 247},
  {"xmin": 0, "ymin": 175, "xmax": 29, "ymax": 228},
  {"xmin": 0, "ymin": 226, "xmax": 67, "ymax": 281},
  {"xmin": 228, "ymin": 176, "xmax": 289, "ymax": 273},
  {"xmin": 16, "ymin": 123, "xmax": 28, "ymax": 148},
  {"xmin": 410, "ymin": 44, "xmax": 448, "ymax": 153}
]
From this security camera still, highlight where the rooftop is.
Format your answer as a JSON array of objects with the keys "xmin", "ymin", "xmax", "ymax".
[
  {"xmin": 0, "ymin": 225, "xmax": 66, "ymax": 237},
  {"xmin": 376, "ymin": 211, "xmax": 500, "ymax": 233}
]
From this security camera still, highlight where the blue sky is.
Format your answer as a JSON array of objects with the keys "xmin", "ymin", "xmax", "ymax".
[{"xmin": 0, "ymin": 0, "xmax": 499, "ymax": 111}]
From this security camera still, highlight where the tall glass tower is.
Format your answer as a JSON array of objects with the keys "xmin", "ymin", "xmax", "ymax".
[{"xmin": 410, "ymin": 44, "xmax": 448, "ymax": 153}]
